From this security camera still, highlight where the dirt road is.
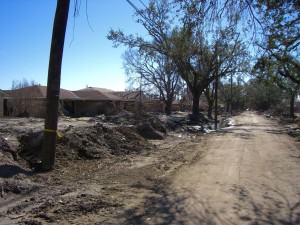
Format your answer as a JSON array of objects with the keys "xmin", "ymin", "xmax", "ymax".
[
  {"xmin": 1, "ymin": 112, "xmax": 299, "ymax": 224},
  {"xmin": 133, "ymin": 112, "xmax": 300, "ymax": 225}
]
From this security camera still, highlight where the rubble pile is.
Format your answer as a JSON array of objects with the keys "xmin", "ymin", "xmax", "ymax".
[
  {"xmin": 0, "ymin": 137, "xmax": 16, "ymax": 162},
  {"xmin": 16, "ymin": 123, "xmax": 154, "ymax": 167}
]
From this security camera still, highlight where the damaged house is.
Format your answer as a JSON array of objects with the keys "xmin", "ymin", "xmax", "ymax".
[
  {"xmin": 0, "ymin": 86, "xmax": 124, "ymax": 118},
  {"xmin": 1, "ymin": 85, "xmax": 79, "ymax": 118},
  {"xmin": 0, "ymin": 85, "xmax": 172, "ymax": 118},
  {"xmin": 0, "ymin": 90, "xmax": 9, "ymax": 117},
  {"xmin": 114, "ymin": 91, "xmax": 167, "ymax": 114},
  {"xmin": 71, "ymin": 87, "xmax": 122, "ymax": 117}
]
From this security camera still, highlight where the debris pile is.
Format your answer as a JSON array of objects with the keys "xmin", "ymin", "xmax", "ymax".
[
  {"xmin": 0, "ymin": 136, "xmax": 17, "ymax": 162},
  {"xmin": 137, "ymin": 122, "xmax": 165, "ymax": 140},
  {"xmin": 17, "ymin": 123, "xmax": 154, "ymax": 167}
]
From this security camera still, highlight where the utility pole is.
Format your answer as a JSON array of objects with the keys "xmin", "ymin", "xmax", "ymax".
[
  {"xmin": 214, "ymin": 49, "xmax": 220, "ymax": 130},
  {"xmin": 230, "ymin": 73, "xmax": 233, "ymax": 115},
  {"xmin": 139, "ymin": 73, "xmax": 142, "ymax": 116},
  {"xmin": 214, "ymin": 77, "xmax": 218, "ymax": 130},
  {"xmin": 42, "ymin": 0, "xmax": 70, "ymax": 171}
]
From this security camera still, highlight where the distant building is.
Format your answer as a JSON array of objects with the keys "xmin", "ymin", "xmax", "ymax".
[
  {"xmin": 0, "ymin": 85, "xmax": 167, "ymax": 118},
  {"xmin": 0, "ymin": 90, "xmax": 9, "ymax": 117},
  {"xmin": 72, "ymin": 87, "xmax": 122, "ymax": 116},
  {"xmin": 1, "ymin": 85, "xmax": 78, "ymax": 117}
]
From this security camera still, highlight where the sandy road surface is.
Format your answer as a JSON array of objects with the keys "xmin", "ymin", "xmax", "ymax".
[{"xmin": 139, "ymin": 112, "xmax": 300, "ymax": 225}]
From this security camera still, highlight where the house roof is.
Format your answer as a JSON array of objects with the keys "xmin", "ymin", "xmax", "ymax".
[
  {"xmin": 73, "ymin": 87, "xmax": 121, "ymax": 101},
  {"xmin": 4, "ymin": 85, "xmax": 79, "ymax": 100},
  {"xmin": 114, "ymin": 91, "xmax": 147, "ymax": 101},
  {"xmin": 0, "ymin": 90, "xmax": 9, "ymax": 97},
  {"xmin": 78, "ymin": 87, "xmax": 114, "ymax": 92},
  {"xmin": 3, "ymin": 85, "xmax": 152, "ymax": 102}
]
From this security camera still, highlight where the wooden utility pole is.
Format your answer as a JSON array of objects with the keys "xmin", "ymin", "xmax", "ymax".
[
  {"xmin": 42, "ymin": 0, "xmax": 70, "ymax": 171},
  {"xmin": 214, "ymin": 77, "xmax": 218, "ymax": 130},
  {"xmin": 230, "ymin": 73, "xmax": 233, "ymax": 115}
]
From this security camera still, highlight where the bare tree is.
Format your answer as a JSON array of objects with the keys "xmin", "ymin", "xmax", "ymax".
[
  {"xmin": 42, "ymin": 0, "xmax": 70, "ymax": 171},
  {"xmin": 123, "ymin": 48, "xmax": 183, "ymax": 114},
  {"xmin": 108, "ymin": 0, "xmax": 249, "ymax": 119},
  {"xmin": 11, "ymin": 78, "xmax": 38, "ymax": 90},
  {"xmin": 9, "ymin": 78, "xmax": 39, "ymax": 117}
]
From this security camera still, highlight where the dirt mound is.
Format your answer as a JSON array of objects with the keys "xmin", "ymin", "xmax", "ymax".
[
  {"xmin": 104, "ymin": 110, "xmax": 137, "ymax": 125},
  {"xmin": 0, "ymin": 180, "xmax": 34, "ymax": 196},
  {"xmin": 137, "ymin": 122, "xmax": 165, "ymax": 140},
  {"xmin": 105, "ymin": 111, "xmax": 168, "ymax": 132},
  {"xmin": 17, "ymin": 123, "xmax": 153, "ymax": 166},
  {"xmin": 58, "ymin": 123, "xmax": 152, "ymax": 159},
  {"xmin": 0, "ymin": 136, "xmax": 18, "ymax": 162},
  {"xmin": 147, "ymin": 116, "xmax": 167, "ymax": 134},
  {"xmin": 18, "ymin": 131, "xmax": 44, "ymax": 167}
]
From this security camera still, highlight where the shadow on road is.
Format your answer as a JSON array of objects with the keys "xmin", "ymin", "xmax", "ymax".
[
  {"xmin": 219, "ymin": 123, "xmax": 290, "ymax": 140},
  {"xmin": 0, "ymin": 164, "xmax": 34, "ymax": 178},
  {"xmin": 121, "ymin": 178, "xmax": 300, "ymax": 225},
  {"xmin": 122, "ymin": 178, "xmax": 220, "ymax": 225},
  {"xmin": 229, "ymin": 181, "xmax": 300, "ymax": 225}
]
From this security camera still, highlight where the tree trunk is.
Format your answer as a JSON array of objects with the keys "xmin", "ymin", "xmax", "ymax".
[
  {"xmin": 165, "ymin": 100, "xmax": 173, "ymax": 115},
  {"xmin": 42, "ymin": 0, "xmax": 70, "ymax": 171},
  {"xmin": 290, "ymin": 93, "xmax": 295, "ymax": 118},
  {"xmin": 207, "ymin": 100, "xmax": 213, "ymax": 119},
  {"xmin": 204, "ymin": 87, "xmax": 214, "ymax": 119},
  {"xmin": 192, "ymin": 93, "xmax": 200, "ymax": 116},
  {"xmin": 226, "ymin": 100, "xmax": 230, "ymax": 113}
]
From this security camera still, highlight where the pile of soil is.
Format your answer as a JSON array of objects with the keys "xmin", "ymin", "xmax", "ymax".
[
  {"xmin": 0, "ymin": 137, "xmax": 17, "ymax": 163},
  {"xmin": 1, "ymin": 112, "xmax": 299, "ymax": 224},
  {"xmin": 0, "ymin": 117, "xmax": 163, "ymax": 224},
  {"xmin": 58, "ymin": 123, "xmax": 153, "ymax": 159},
  {"xmin": 17, "ymin": 123, "xmax": 154, "ymax": 167},
  {"xmin": 264, "ymin": 113, "xmax": 300, "ymax": 141},
  {"xmin": 0, "ymin": 114, "xmax": 202, "ymax": 224}
]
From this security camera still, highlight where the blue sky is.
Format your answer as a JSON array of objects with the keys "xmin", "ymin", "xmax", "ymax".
[{"xmin": 0, "ymin": 0, "xmax": 147, "ymax": 91}]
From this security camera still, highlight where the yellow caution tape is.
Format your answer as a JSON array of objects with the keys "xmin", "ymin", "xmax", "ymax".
[{"xmin": 44, "ymin": 129, "xmax": 62, "ymax": 138}]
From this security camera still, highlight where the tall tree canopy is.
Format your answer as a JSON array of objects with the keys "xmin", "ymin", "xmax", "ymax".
[
  {"xmin": 253, "ymin": 0, "xmax": 300, "ymax": 83},
  {"xmin": 108, "ymin": 0, "xmax": 249, "ymax": 117},
  {"xmin": 253, "ymin": 56, "xmax": 300, "ymax": 116},
  {"xmin": 245, "ymin": 78, "xmax": 284, "ymax": 111}
]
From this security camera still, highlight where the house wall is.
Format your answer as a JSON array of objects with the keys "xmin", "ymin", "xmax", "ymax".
[
  {"xmin": 73, "ymin": 100, "xmax": 123, "ymax": 117},
  {"xmin": 0, "ymin": 98, "xmax": 3, "ymax": 117},
  {"xmin": 33, "ymin": 99, "xmax": 46, "ymax": 117},
  {"xmin": 145, "ymin": 100, "xmax": 165, "ymax": 113},
  {"xmin": 4, "ymin": 98, "xmax": 46, "ymax": 118},
  {"xmin": 172, "ymin": 103, "xmax": 181, "ymax": 112},
  {"xmin": 123, "ymin": 100, "xmax": 165, "ymax": 114},
  {"xmin": 3, "ymin": 98, "xmax": 124, "ymax": 118},
  {"xmin": 123, "ymin": 101, "xmax": 141, "ymax": 114},
  {"xmin": 73, "ymin": 101, "xmax": 105, "ymax": 117}
]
